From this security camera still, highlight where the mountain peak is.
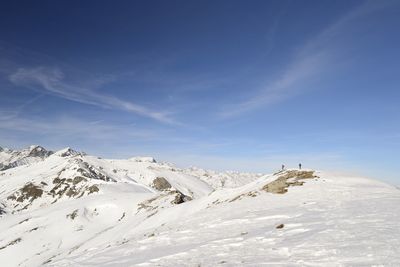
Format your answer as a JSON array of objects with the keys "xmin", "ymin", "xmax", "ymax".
[
  {"xmin": 27, "ymin": 145, "xmax": 53, "ymax": 158},
  {"xmin": 54, "ymin": 147, "xmax": 81, "ymax": 157}
]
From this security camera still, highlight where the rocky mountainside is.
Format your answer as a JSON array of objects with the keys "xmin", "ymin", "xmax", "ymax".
[
  {"xmin": 0, "ymin": 145, "xmax": 53, "ymax": 171},
  {"xmin": 0, "ymin": 145, "xmax": 399, "ymax": 266}
]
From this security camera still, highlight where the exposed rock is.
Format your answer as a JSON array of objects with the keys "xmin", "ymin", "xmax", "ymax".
[
  {"xmin": 73, "ymin": 176, "xmax": 87, "ymax": 185},
  {"xmin": 50, "ymin": 176, "xmax": 100, "ymax": 199},
  {"xmin": 0, "ymin": 237, "xmax": 22, "ymax": 250},
  {"xmin": 28, "ymin": 145, "xmax": 53, "ymax": 158},
  {"xmin": 56, "ymin": 147, "xmax": 81, "ymax": 157},
  {"xmin": 263, "ymin": 170, "xmax": 318, "ymax": 194},
  {"xmin": 229, "ymin": 195, "xmax": 242, "ymax": 202},
  {"xmin": 171, "ymin": 190, "xmax": 192, "ymax": 204},
  {"xmin": 118, "ymin": 212, "xmax": 126, "ymax": 221},
  {"xmin": 66, "ymin": 209, "xmax": 78, "ymax": 220},
  {"xmin": 130, "ymin": 157, "xmax": 156, "ymax": 163},
  {"xmin": 88, "ymin": 185, "xmax": 99, "ymax": 194},
  {"xmin": 0, "ymin": 204, "xmax": 5, "ymax": 216},
  {"xmin": 276, "ymin": 223, "xmax": 285, "ymax": 229},
  {"xmin": 2, "ymin": 166, "xmax": 102, "ymax": 212},
  {"xmin": 50, "ymin": 178, "xmax": 70, "ymax": 197},
  {"xmin": 0, "ymin": 161, "xmax": 19, "ymax": 171},
  {"xmin": 137, "ymin": 190, "xmax": 192, "ymax": 217},
  {"xmin": 77, "ymin": 161, "xmax": 114, "ymax": 182},
  {"xmin": 20, "ymin": 183, "xmax": 43, "ymax": 201},
  {"xmin": 147, "ymin": 211, "xmax": 158, "ymax": 218},
  {"xmin": 152, "ymin": 177, "xmax": 172, "ymax": 191},
  {"xmin": 263, "ymin": 178, "xmax": 289, "ymax": 194},
  {"xmin": 18, "ymin": 218, "xmax": 30, "ymax": 224},
  {"xmin": 7, "ymin": 183, "xmax": 43, "ymax": 204},
  {"xmin": 172, "ymin": 192, "xmax": 185, "ymax": 204},
  {"xmin": 137, "ymin": 195, "xmax": 161, "ymax": 213},
  {"xmin": 247, "ymin": 191, "xmax": 258, "ymax": 197},
  {"xmin": 0, "ymin": 145, "xmax": 53, "ymax": 171},
  {"xmin": 66, "ymin": 187, "xmax": 78, "ymax": 197},
  {"xmin": 228, "ymin": 191, "xmax": 259, "ymax": 203}
]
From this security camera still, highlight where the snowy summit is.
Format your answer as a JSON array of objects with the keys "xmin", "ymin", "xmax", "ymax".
[{"xmin": 0, "ymin": 145, "xmax": 399, "ymax": 266}]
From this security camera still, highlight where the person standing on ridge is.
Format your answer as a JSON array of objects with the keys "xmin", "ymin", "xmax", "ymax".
[
  {"xmin": 282, "ymin": 164, "xmax": 285, "ymax": 171},
  {"xmin": 299, "ymin": 163, "xmax": 302, "ymax": 170}
]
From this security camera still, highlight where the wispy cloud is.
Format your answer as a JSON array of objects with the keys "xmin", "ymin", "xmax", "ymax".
[
  {"xmin": 220, "ymin": 50, "xmax": 328, "ymax": 118},
  {"xmin": 0, "ymin": 113, "xmax": 158, "ymax": 142},
  {"xmin": 9, "ymin": 66, "xmax": 177, "ymax": 124},
  {"xmin": 220, "ymin": 0, "xmax": 397, "ymax": 118}
]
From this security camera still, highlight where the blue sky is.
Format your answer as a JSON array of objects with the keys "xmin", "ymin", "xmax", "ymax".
[{"xmin": 1, "ymin": 0, "xmax": 400, "ymax": 184}]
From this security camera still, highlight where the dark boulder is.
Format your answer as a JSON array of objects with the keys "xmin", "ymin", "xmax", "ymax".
[
  {"xmin": 171, "ymin": 191, "xmax": 192, "ymax": 204},
  {"xmin": 152, "ymin": 177, "xmax": 172, "ymax": 191}
]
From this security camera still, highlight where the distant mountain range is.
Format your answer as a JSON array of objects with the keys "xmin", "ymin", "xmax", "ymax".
[{"xmin": 0, "ymin": 145, "xmax": 399, "ymax": 266}]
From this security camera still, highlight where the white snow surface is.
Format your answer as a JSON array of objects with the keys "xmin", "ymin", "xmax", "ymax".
[{"xmin": 0, "ymin": 145, "xmax": 399, "ymax": 266}]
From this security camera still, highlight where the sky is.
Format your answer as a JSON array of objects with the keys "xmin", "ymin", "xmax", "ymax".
[{"xmin": 0, "ymin": 0, "xmax": 399, "ymax": 184}]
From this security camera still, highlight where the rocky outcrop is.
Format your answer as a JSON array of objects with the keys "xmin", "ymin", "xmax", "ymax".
[
  {"xmin": 152, "ymin": 177, "xmax": 172, "ymax": 191},
  {"xmin": 0, "ymin": 163, "xmax": 6, "ymax": 171},
  {"xmin": 171, "ymin": 190, "xmax": 192, "ymax": 204},
  {"xmin": 263, "ymin": 170, "xmax": 318, "ymax": 194},
  {"xmin": 7, "ymin": 183, "xmax": 43, "ymax": 203},
  {"xmin": 137, "ymin": 190, "xmax": 193, "ymax": 219},
  {"xmin": 6, "ymin": 182, "xmax": 45, "ymax": 211},
  {"xmin": 5, "ymin": 170, "xmax": 102, "ymax": 213},
  {"xmin": 56, "ymin": 148, "xmax": 81, "ymax": 157},
  {"xmin": 0, "ymin": 161, "xmax": 24, "ymax": 171},
  {"xmin": 49, "ymin": 176, "xmax": 99, "ymax": 200},
  {"xmin": 27, "ymin": 145, "xmax": 53, "ymax": 158},
  {"xmin": 150, "ymin": 177, "xmax": 193, "ymax": 204},
  {"xmin": 0, "ymin": 203, "xmax": 5, "ymax": 215},
  {"xmin": 130, "ymin": 157, "xmax": 156, "ymax": 163},
  {"xmin": 66, "ymin": 209, "xmax": 78, "ymax": 220},
  {"xmin": 0, "ymin": 237, "xmax": 22, "ymax": 250},
  {"xmin": 76, "ymin": 160, "xmax": 115, "ymax": 182}
]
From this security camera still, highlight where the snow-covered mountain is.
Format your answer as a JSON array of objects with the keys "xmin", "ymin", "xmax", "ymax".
[
  {"xmin": 0, "ymin": 145, "xmax": 399, "ymax": 266},
  {"xmin": 0, "ymin": 145, "xmax": 53, "ymax": 171}
]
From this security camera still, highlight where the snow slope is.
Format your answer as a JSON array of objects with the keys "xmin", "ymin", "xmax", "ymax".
[{"xmin": 0, "ymin": 145, "xmax": 399, "ymax": 266}]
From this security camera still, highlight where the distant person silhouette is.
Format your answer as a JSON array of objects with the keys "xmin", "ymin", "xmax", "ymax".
[
  {"xmin": 299, "ymin": 163, "xmax": 302, "ymax": 170},
  {"xmin": 282, "ymin": 164, "xmax": 285, "ymax": 171}
]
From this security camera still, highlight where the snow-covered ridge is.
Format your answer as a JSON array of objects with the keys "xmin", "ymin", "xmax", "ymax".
[
  {"xmin": 0, "ymin": 145, "xmax": 399, "ymax": 266},
  {"xmin": 0, "ymin": 145, "xmax": 53, "ymax": 171},
  {"xmin": 129, "ymin": 156, "xmax": 156, "ymax": 163},
  {"xmin": 53, "ymin": 147, "xmax": 83, "ymax": 157}
]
